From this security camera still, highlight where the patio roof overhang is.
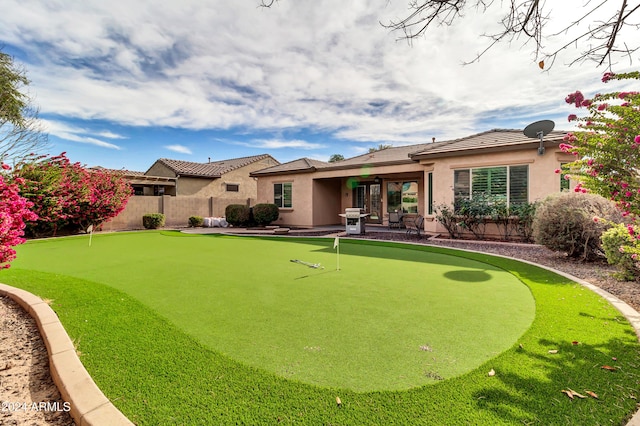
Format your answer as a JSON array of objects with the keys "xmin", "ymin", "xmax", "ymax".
[{"xmin": 126, "ymin": 176, "xmax": 177, "ymax": 186}]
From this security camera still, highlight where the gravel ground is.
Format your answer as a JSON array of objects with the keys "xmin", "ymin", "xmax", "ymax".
[
  {"xmin": 0, "ymin": 232, "xmax": 637, "ymax": 426},
  {"xmin": 0, "ymin": 295, "xmax": 75, "ymax": 426}
]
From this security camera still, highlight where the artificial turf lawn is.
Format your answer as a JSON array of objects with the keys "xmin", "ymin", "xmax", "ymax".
[
  {"xmin": 3, "ymin": 231, "xmax": 534, "ymax": 391},
  {"xmin": 1, "ymin": 231, "xmax": 639, "ymax": 425}
]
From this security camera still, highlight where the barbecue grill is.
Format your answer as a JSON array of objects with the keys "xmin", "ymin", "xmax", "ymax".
[{"xmin": 340, "ymin": 207, "xmax": 368, "ymax": 235}]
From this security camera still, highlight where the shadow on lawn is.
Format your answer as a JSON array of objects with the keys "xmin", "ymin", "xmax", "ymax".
[
  {"xmin": 472, "ymin": 336, "xmax": 640, "ymax": 424},
  {"xmin": 443, "ymin": 269, "xmax": 493, "ymax": 282}
]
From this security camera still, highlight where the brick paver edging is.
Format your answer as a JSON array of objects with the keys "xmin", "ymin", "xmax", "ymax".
[{"xmin": 0, "ymin": 283, "xmax": 134, "ymax": 426}]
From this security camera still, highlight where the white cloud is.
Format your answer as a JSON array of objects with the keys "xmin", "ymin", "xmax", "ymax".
[
  {"xmin": 236, "ymin": 139, "xmax": 325, "ymax": 150},
  {"xmin": 94, "ymin": 130, "xmax": 128, "ymax": 139},
  {"xmin": 1, "ymin": 0, "xmax": 638, "ymax": 156},
  {"xmin": 40, "ymin": 119, "xmax": 123, "ymax": 149},
  {"xmin": 165, "ymin": 144, "xmax": 192, "ymax": 154}
]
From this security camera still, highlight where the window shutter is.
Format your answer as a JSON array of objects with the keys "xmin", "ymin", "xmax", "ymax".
[
  {"xmin": 472, "ymin": 167, "xmax": 506, "ymax": 201},
  {"xmin": 509, "ymin": 165, "xmax": 528, "ymax": 204}
]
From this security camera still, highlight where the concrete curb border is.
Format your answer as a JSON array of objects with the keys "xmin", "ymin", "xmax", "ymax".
[{"xmin": 0, "ymin": 283, "xmax": 134, "ymax": 426}]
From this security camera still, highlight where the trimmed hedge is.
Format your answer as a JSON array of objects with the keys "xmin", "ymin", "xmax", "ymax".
[
  {"xmin": 142, "ymin": 213, "xmax": 166, "ymax": 229},
  {"xmin": 602, "ymin": 223, "xmax": 640, "ymax": 281},
  {"xmin": 252, "ymin": 203, "xmax": 279, "ymax": 226},
  {"xmin": 225, "ymin": 204, "xmax": 251, "ymax": 227},
  {"xmin": 188, "ymin": 216, "xmax": 204, "ymax": 227}
]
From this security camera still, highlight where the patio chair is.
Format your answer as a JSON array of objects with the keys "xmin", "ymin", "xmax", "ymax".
[
  {"xmin": 405, "ymin": 215, "xmax": 424, "ymax": 236},
  {"xmin": 388, "ymin": 211, "xmax": 403, "ymax": 229}
]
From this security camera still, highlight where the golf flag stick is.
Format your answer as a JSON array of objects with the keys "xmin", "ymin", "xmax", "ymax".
[
  {"xmin": 87, "ymin": 224, "xmax": 94, "ymax": 247},
  {"xmin": 333, "ymin": 236, "xmax": 340, "ymax": 271}
]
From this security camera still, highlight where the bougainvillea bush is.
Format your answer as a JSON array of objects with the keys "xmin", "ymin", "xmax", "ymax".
[
  {"xmin": 563, "ymin": 71, "xmax": 640, "ymax": 275},
  {"xmin": 11, "ymin": 153, "xmax": 133, "ymax": 237},
  {"xmin": 0, "ymin": 162, "xmax": 37, "ymax": 268}
]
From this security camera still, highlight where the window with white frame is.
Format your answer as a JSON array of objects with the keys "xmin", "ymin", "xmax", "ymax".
[
  {"xmin": 274, "ymin": 182, "xmax": 292, "ymax": 208},
  {"xmin": 454, "ymin": 165, "xmax": 528, "ymax": 208}
]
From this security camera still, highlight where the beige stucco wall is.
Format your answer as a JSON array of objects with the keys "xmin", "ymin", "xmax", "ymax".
[
  {"xmin": 421, "ymin": 147, "xmax": 575, "ymax": 234},
  {"xmin": 313, "ymin": 179, "xmax": 342, "ymax": 226},
  {"xmin": 177, "ymin": 157, "xmax": 278, "ymax": 200},
  {"xmin": 255, "ymin": 173, "xmax": 316, "ymax": 228},
  {"xmin": 145, "ymin": 162, "xmax": 176, "ymax": 178},
  {"xmin": 255, "ymin": 163, "xmax": 426, "ymax": 228},
  {"xmin": 101, "ymin": 194, "xmax": 260, "ymax": 231},
  {"xmin": 101, "ymin": 196, "xmax": 212, "ymax": 231},
  {"xmin": 255, "ymin": 147, "xmax": 575, "ymax": 231}
]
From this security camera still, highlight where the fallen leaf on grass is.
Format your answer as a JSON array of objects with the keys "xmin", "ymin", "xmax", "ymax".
[
  {"xmin": 585, "ymin": 391, "xmax": 599, "ymax": 399},
  {"xmin": 562, "ymin": 389, "xmax": 587, "ymax": 399},
  {"xmin": 601, "ymin": 365, "xmax": 617, "ymax": 371},
  {"xmin": 568, "ymin": 388, "xmax": 587, "ymax": 399},
  {"xmin": 488, "ymin": 369, "xmax": 496, "ymax": 377},
  {"xmin": 548, "ymin": 349, "xmax": 558, "ymax": 354}
]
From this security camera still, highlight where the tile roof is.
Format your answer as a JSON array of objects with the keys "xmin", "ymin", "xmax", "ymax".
[
  {"xmin": 321, "ymin": 143, "xmax": 434, "ymax": 169},
  {"xmin": 252, "ymin": 129, "xmax": 567, "ymax": 177},
  {"xmin": 250, "ymin": 158, "xmax": 330, "ymax": 176},
  {"xmin": 90, "ymin": 166, "xmax": 146, "ymax": 176},
  {"xmin": 409, "ymin": 129, "xmax": 567, "ymax": 159},
  {"xmin": 149, "ymin": 154, "xmax": 277, "ymax": 178}
]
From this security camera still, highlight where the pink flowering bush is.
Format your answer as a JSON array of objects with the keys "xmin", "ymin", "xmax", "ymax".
[
  {"xmin": 563, "ymin": 71, "xmax": 640, "ymax": 273},
  {"xmin": 562, "ymin": 71, "xmax": 640, "ymax": 218},
  {"xmin": 11, "ymin": 153, "xmax": 133, "ymax": 237},
  {"xmin": 0, "ymin": 163, "xmax": 38, "ymax": 268}
]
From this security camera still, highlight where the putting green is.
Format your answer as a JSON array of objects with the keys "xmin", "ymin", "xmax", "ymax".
[{"xmin": 10, "ymin": 232, "xmax": 534, "ymax": 392}]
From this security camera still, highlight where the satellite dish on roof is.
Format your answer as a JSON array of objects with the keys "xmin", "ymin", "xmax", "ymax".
[{"xmin": 524, "ymin": 120, "xmax": 555, "ymax": 155}]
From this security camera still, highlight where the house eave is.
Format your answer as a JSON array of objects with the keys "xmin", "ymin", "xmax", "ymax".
[
  {"xmin": 176, "ymin": 173, "xmax": 222, "ymax": 179},
  {"xmin": 410, "ymin": 141, "xmax": 561, "ymax": 161},
  {"xmin": 250, "ymin": 167, "xmax": 317, "ymax": 177},
  {"xmin": 317, "ymin": 159, "xmax": 415, "ymax": 172}
]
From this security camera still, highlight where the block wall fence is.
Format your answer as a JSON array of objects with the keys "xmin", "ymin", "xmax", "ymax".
[{"xmin": 101, "ymin": 196, "xmax": 255, "ymax": 231}]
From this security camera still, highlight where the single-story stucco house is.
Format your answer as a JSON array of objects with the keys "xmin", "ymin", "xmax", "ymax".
[
  {"xmin": 250, "ymin": 129, "xmax": 574, "ymax": 234},
  {"xmin": 101, "ymin": 154, "xmax": 280, "ymax": 230},
  {"xmin": 144, "ymin": 154, "xmax": 280, "ymax": 198}
]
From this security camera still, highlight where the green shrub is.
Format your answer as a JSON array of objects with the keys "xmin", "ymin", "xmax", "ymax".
[
  {"xmin": 252, "ymin": 204, "xmax": 279, "ymax": 226},
  {"xmin": 142, "ymin": 213, "xmax": 165, "ymax": 229},
  {"xmin": 509, "ymin": 202, "xmax": 538, "ymax": 243},
  {"xmin": 602, "ymin": 223, "xmax": 640, "ymax": 281},
  {"xmin": 532, "ymin": 192, "xmax": 620, "ymax": 260},
  {"xmin": 225, "ymin": 204, "xmax": 251, "ymax": 227},
  {"xmin": 454, "ymin": 193, "xmax": 495, "ymax": 239},
  {"xmin": 434, "ymin": 203, "xmax": 462, "ymax": 239},
  {"xmin": 188, "ymin": 216, "xmax": 204, "ymax": 227}
]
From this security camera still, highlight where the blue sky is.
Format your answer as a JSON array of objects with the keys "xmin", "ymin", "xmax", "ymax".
[{"xmin": 1, "ymin": 1, "xmax": 637, "ymax": 172}]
